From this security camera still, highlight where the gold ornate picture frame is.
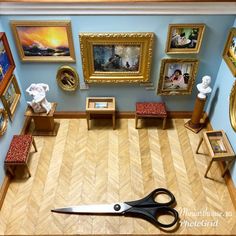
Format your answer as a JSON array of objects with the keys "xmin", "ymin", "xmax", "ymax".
[
  {"xmin": 229, "ymin": 80, "xmax": 236, "ymax": 132},
  {"xmin": 0, "ymin": 108, "xmax": 8, "ymax": 136},
  {"xmin": 79, "ymin": 32, "xmax": 154, "ymax": 83},
  {"xmin": 1, "ymin": 74, "xmax": 21, "ymax": 121},
  {"xmin": 223, "ymin": 28, "xmax": 236, "ymax": 77},
  {"xmin": 166, "ymin": 24, "xmax": 205, "ymax": 54},
  {"xmin": 11, "ymin": 21, "xmax": 76, "ymax": 62},
  {"xmin": 56, "ymin": 65, "xmax": 79, "ymax": 91},
  {"xmin": 157, "ymin": 58, "xmax": 199, "ymax": 95}
]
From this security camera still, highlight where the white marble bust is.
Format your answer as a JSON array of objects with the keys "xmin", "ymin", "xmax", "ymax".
[
  {"xmin": 26, "ymin": 83, "xmax": 52, "ymax": 114},
  {"xmin": 197, "ymin": 75, "xmax": 212, "ymax": 99}
]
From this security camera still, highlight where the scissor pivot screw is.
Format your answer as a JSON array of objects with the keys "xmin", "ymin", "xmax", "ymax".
[{"xmin": 114, "ymin": 204, "xmax": 121, "ymax": 211}]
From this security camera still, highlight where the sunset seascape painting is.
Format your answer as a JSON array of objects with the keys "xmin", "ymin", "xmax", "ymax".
[
  {"xmin": 17, "ymin": 26, "xmax": 70, "ymax": 57},
  {"xmin": 11, "ymin": 21, "xmax": 75, "ymax": 62}
]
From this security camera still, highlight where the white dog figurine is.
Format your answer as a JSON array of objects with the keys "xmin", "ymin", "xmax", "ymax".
[{"xmin": 26, "ymin": 83, "xmax": 52, "ymax": 114}]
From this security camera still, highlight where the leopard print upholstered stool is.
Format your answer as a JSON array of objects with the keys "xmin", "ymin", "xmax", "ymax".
[
  {"xmin": 135, "ymin": 102, "xmax": 167, "ymax": 129},
  {"xmin": 4, "ymin": 135, "xmax": 37, "ymax": 178}
]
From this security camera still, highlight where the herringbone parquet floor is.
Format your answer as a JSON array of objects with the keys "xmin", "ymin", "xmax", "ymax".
[{"xmin": 0, "ymin": 118, "xmax": 235, "ymax": 235}]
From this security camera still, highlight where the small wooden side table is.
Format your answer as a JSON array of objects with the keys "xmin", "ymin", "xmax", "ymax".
[
  {"xmin": 25, "ymin": 102, "xmax": 60, "ymax": 136},
  {"xmin": 86, "ymin": 97, "xmax": 116, "ymax": 130},
  {"xmin": 196, "ymin": 130, "xmax": 235, "ymax": 178}
]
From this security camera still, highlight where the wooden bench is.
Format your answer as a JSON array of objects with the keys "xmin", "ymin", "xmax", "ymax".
[
  {"xmin": 4, "ymin": 134, "xmax": 37, "ymax": 178},
  {"xmin": 135, "ymin": 102, "xmax": 167, "ymax": 129}
]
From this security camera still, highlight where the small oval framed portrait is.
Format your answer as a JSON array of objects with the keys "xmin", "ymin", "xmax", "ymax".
[
  {"xmin": 0, "ymin": 108, "xmax": 8, "ymax": 136},
  {"xmin": 56, "ymin": 65, "xmax": 79, "ymax": 91}
]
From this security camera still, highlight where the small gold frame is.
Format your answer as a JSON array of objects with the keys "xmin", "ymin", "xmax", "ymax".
[
  {"xmin": 79, "ymin": 32, "xmax": 154, "ymax": 83},
  {"xmin": 11, "ymin": 20, "xmax": 76, "ymax": 62},
  {"xmin": 1, "ymin": 74, "xmax": 21, "ymax": 121},
  {"xmin": 229, "ymin": 80, "xmax": 236, "ymax": 132},
  {"xmin": 157, "ymin": 58, "xmax": 199, "ymax": 96},
  {"xmin": 165, "ymin": 24, "xmax": 205, "ymax": 54},
  {"xmin": 0, "ymin": 108, "xmax": 8, "ymax": 136},
  {"xmin": 56, "ymin": 65, "xmax": 79, "ymax": 91},
  {"xmin": 222, "ymin": 28, "xmax": 236, "ymax": 77}
]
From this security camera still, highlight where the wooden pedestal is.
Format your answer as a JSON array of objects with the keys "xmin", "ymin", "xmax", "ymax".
[
  {"xmin": 25, "ymin": 102, "xmax": 60, "ymax": 136},
  {"xmin": 185, "ymin": 96, "xmax": 206, "ymax": 133}
]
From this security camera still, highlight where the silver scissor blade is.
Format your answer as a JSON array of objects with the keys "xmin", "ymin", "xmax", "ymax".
[{"xmin": 51, "ymin": 203, "xmax": 131, "ymax": 215}]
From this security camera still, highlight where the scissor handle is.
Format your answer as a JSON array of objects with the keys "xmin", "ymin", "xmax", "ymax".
[
  {"xmin": 125, "ymin": 188, "xmax": 176, "ymax": 207},
  {"xmin": 124, "ymin": 205, "xmax": 179, "ymax": 228}
]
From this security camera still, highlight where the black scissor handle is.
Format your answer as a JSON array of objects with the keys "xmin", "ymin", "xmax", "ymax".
[
  {"xmin": 125, "ymin": 205, "xmax": 179, "ymax": 228},
  {"xmin": 125, "ymin": 188, "xmax": 176, "ymax": 207}
]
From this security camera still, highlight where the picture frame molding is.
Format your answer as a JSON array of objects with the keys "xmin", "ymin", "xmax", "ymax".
[
  {"xmin": 11, "ymin": 20, "xmax": 76, "ymax": 62},
  {"xmin": 157, "ymin": 58, "xmax": 199, "ymax": 96},
  {"xmin": 1, "ymin": 74, "xmax": 21, "ymax": 121},
  {"xmin": 165, "ymin": 23, "xmax": 205, "ymax": 54},
  {"xmin": 0, "ymin": 32, "xmax": 16, "ymax": 95},
  {"xmin": 222, "ymin": 27, "xmax": 236, "ymax": 77},
  {"xmin": 229, "ymin": 80, "xmax": 236, "ymax": 132},
  {"xmin": 56, "ymin": 65, "xmax": 79, "ymax": 91},
  {"xmin": 0, "ymin": 108, "xmax": 8, "ymax": 136},
  {"xmin": 79, "ymin": 32, "xmax": 154, "ymax": 83}
]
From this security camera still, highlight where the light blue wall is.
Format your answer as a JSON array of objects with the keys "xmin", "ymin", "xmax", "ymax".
[
  {"xmin": 206, "ymin": 17, "xmax": 236, "ymax": 186},
  {"xmin": 0, "ymin": 15, "xmax": 234, "ymax": 112},
  {"xmin": 0, "ymin": 20, "xmax": 27, "ymax": 185}
]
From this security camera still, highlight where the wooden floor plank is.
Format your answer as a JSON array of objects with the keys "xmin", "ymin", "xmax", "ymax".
[{"xmin": 0, "ymin": 118, "xmax": 235, "ymax": 235}]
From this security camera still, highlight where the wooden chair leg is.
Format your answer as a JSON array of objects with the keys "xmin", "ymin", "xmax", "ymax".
[
  {"xmin": 32, "ymin": 138, "xmax": 37, "ymax": 152},
  {"xmin": 204, "ymin": 159, "xmax": 213, "ymax": 178},
  {"xmin": 135, "ymin": 115, "xmax": 138, "ymax": 129},
  {"xmin": 196, "ymin": 137, "xmax": 203, "ymax": 154},
  {"xmin": 6, "ymin": 166, "xmax": 15, "ymax": 177},
  {"xmin": 222, "ymin": 160, "xmax": 233, "ymax": 177},
  {"xmin": 25, "ymin": 164, "xmax": 31, "ymax": 178},
  {"xmin": 162, "ymin": 117, "xmax": 167, "ymax": 130}
]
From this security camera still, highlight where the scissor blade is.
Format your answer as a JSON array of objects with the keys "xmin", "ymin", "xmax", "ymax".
[{"xmin": 52, "ymin": 203, "xmax": 131, "ymax": 215}]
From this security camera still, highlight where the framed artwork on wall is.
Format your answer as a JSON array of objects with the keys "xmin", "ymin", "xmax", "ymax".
[
  {"xmin": 1, "ymin": 74, "xmax": 21, "ymax": 121},
  {"xmin": 11, "ymin": 21, "xmax": 76, "ymax": 62},
  {"xmin": 165, "ymin": 24, "xmax": 205, "ymax": 54},
  {"xmin": 79, "ymin": 32, "xmax": 154, "ymax": 83},
  {"xmin": 0, "ymin": 108, "xmax": 8, "ymax": 136},
  {"xmin": 0, "ymin": 32, "xmax": 16, "ymax": 95},
  {"xmin": 229, "ymin": 80, "xmax": 236, "ymax": 132},
  {"xmin": 157, "ymin": 58, "xmax": 199, "ymax": 95},
  {"xmin": 56, "ymin": 65, "xmax": 79, "ymax": 91},
  {"xmin": 223, "ymin": 28, "xmax": 236, "ymax": 77}
]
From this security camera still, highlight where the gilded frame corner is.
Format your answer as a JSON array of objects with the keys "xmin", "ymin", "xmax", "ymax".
[
  {"xmin": 223, "ymin": 27, "xmax": 236, "ymax": 77},
  {"xmin": 165, "ymin": 23, "xmax": 205, "ymax": 54},
  {"xmin": 11, "ymin": 20, "xmax": 76, "ymax": 62},
  {"xmin": 157, "ymin": 58, "xmax": 199, "ymax": 96},
  {"xmin": 79, "ymin": 32, "xmax": 154, "ymax": 83}
]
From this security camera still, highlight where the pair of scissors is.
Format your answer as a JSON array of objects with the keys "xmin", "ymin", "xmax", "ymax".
[{"xmin": 51, "ymin": 188, "xmax": 179, "ymax": 228}]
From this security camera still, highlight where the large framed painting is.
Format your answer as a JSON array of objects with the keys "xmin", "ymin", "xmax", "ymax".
[
  {"xmin": 223, "ymin": 28, "xmax": 236, "ymax": 77},
  {"xmin": 1, "ymin": 74, "xmax": 21, "ymax": 121},
  {"xmin": 166, "ymin": 24, "xmax": 205, "ymax": 54},
  {"xmin": 157, "ymin": 58, "xmax": 199, "ymax": 95},
  {"xmin": 79, "ymin": 32, "xmax": 154, "ymax": 83},
  {"xmin": 0, "ymin": 32, "xmax": 15, "ymax": 95},
  {"xmin": 11, "ymin": 21, "xmax": 76, "ymax": 62}
]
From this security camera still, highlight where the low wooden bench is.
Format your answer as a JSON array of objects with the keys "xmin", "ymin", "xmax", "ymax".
[
  {"xmin": 4, "ymin": 134, "xmax": 37, "ymax": 178},
  {"xmin": 135, "ymin": 102, "xmax": 167, "ymax": 129}
]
